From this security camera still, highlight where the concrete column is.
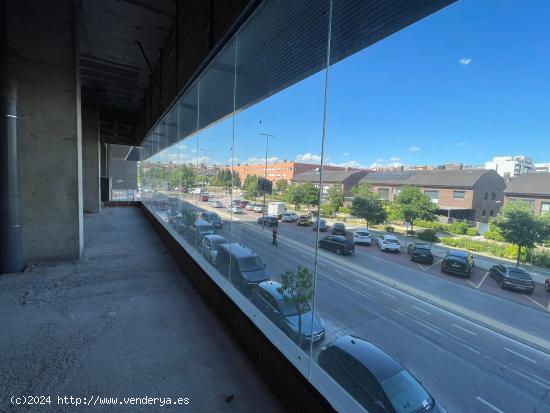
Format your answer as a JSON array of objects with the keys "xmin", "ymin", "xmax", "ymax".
[
  {"xmin": 6, "ymin": 0, "xmax": 84, "ymax": 261},
  {"xmin": 82, "ymin": 105, "xmax": 101, "ymax": 213}
]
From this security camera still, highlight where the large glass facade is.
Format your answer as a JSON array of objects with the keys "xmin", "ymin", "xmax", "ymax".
[{"xmin": 140, "ymin": 1, "xmax": 550, "ymax": 412}]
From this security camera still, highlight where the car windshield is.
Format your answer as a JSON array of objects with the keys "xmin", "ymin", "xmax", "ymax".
[
  {"xmin": 210, "ymin": 239, "xmax": 226, "ymax": 250},
  {"xmin": 380, "ymin": 369, "xmax": 433, "ymax": 413},
  {"xmin": 238, "ymin": 256, "xmax": 265, "ymax": 273},
  {"xmin": 508, "ymin": 270, "xmax": 531, "ymax": 280},
  {"xmin": 416, "ymin": 245, "xmax": 430, "ymax": 251},
  {"xmin": 277, "ymin": 299, "xmax": 311, "ymax": 317},
  {"xmin": 356, "ymin": 231, "xmax": 370, "ymax": 236},
  {"xmin": 386, "ymin": 239, "xmax": 399, "ymax": 244}
]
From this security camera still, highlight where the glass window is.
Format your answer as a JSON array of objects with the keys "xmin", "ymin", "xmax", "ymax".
[
  {"xmin": 424, "ymin": 190, "xmax": 439, "ymax": 203},
  {"xmin": 484, "ymin": 192, "xmax": 489, "ymax": 200},
  {"xmin": 482, "ymin": 210, "xmax": 486, "ymax": 217},
  {"xmin": 541, "ymin": 202, "xmax": 550, "ymax": 214},
  {"xmin": 491, "ymin": 192, "xmax": 497, "ymax": 200},
  {"xmin": 453, "ymin": 191, "xmax": 465, "ymax": 199},
  {"xmin": 378, "ymin": 188, "xmax": 389, "ymax": 200}
]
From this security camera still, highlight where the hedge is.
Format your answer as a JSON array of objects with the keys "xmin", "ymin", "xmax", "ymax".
[
  {"xmin": 440, "ymin": 237, "xmax": 522, "ymax": 261},
  {"xmin": 414, "ymin": 219, "xmax": 477, "ymax": 236},
  {"xmin": 418, "ymin": 229, "xmax": 439, "ymax": 243}
]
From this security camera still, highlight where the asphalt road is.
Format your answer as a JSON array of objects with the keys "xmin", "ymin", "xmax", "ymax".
[{"xmin": 160, "ymin": 196, "xmax": 550, "ymax": 413}]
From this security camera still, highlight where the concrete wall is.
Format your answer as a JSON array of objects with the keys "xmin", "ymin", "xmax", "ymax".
[
  {"xmin": 82, "ymin": 106, "xmax": 101, "ymax": 213},
  {"xmin": 6, "ymin": 0, "xmax": 83, "ymax": 261}
]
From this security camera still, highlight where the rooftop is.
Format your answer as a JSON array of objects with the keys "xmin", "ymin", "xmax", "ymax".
[
  {"xmin": 504, "ymin": 172, "xmax": 550, "ymax": 196},
  {"xmin": 292, "ymin": 170, "xmax": 367, "ymax": 183},
  {"xmin": 360, "ymin": 169, "xmax": 498, "ymax": 188}
]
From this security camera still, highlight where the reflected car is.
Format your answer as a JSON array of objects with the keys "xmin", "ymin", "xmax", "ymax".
[
  {"xmin": 253, "ymin": 205, "xmax": 266, "ymax": 213},
  {"xmin": 251, "ymin": 281, "xmax": 325, "ymax": 345},
  {"xmin": 192, "ymin": 220, "xmax": 216, "ymax": 242},
  {"xmin": 216, "ymin": 243, "xmax": 269, "ymax": 295},
  {"xmin": 170, "ymin": 215, "xmax": 190, "ymax": 235},
  {"xmin": 377, "ymin": 234, "xmax": 401, "ymax": 253},
  {"xmin": 353, "ymin": 228, "xmax": 371, "ymax": 245},
  {"xmin": 281, "ymin": 211, "xmax": 299, "ymax": 222},
  {"xmin": 319, "ymin": 235, "xmax": 354, "ymax": 255},
  {"xmin": 297, "ymin": 215, "xmax": 312, "ymax": 226},
  {"xmin": 441, "ymin": 250, "xmax": 474, "ymax": 278},
  {"xmin": 489, "ymin": 265, "xmax": 535, "ymax": 294},
  {"xmin": 231, "ymin": 206, "xmax": 244, "ymax": 214},
  {"xmin": 318, "ymin": 335, "xmax": 446, "ymax": 413},
  {"xmin": 210, "ymin": 200, "xmax": 223, "ymax": 208},
  {"xmin": 245, "ymin": 202, "xmax": 257, "ymax": 211},
  {"xmin": 257, "ymin": 215, "xmax": 279, "ymax": 227},
  {"xmin": 332, "ymin": 222, "xmax": 346, "ymax": 236},
  {"xmin": 201, "ymin": 234, "xmax": 228, "ymax": 265},
  {"xmin": 312, "ymin": 219, "xmax": 327, "ymax": 232},
  {"xmin": 407, "ymin": 242, "xmax": 434, "ymax": 264},
  {"xmin": 546, "ymin": 276, "xmax": 550, "ymax": 293},
  {"xmin": 200, "ymin": 211, "xmax": 223, "ymax": 228}
]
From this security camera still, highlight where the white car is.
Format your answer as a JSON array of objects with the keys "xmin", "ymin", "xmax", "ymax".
[
  {"xmin": 231, "ymin": 206, "xmax": 244, "ymax": 214},
  {"xmin": 353, "ymin": 228, "xmax": 372, "ymax": 245},
  {"xmin": 281, "ymin": 212, "xmax": 298, "ymax": 222},
  {"xmin": 377, "ymin": 234, "xmax": 400, "ymax": 252},
  {"xmin": 245, "ymin": 202, "xmax": 256, "ymax": 211},
  {"xmin": 210, "ymin": 200, "xmax": 223, "ymax": 208},
  {"xmin": 201, "ymin": 234, "xmax": 228, "ymax": 265},
  {"xmin": 253, "ymin": 205, "xmax": 265, "ymax": 213}
]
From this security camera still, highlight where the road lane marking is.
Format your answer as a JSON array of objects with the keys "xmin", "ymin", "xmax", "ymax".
[
  {"xmin": 467, "ymin": 280, "xmax": 477, "ymax": 288},
  {"xmin": 505, "ymin": 347, "xmax": 536, "ymax": 364},
  {"xmin": 412, "ymin": 305, "xmax": 431, "ymax": 315},
  {"xmin": 381, "ymin": 291, "xmax": 397, "ymax": 299},
  {"xmin": 476, "ymin": 272, "xmax": 490, "ymax": 289},
  {"xmin": 476, "ymin": 396, "xmax": 505, "ymax": 413},
  {"xmin": 452, "ymin": 323, "xmax": 477, "ymax": 336},
  {"xmin": 509, "ymin": 367, "xmax": 550, "ymax": 390},
  {"xmin": 425, "ymin": 259, "xmax": 442, "ymax": 271},
  {"xmin": 416, "ymin": 263, "xmax": 427, "ymax": 271},
  {"xmin": 524, "ymin": 295, "xmax": 547, "ymax": 311}
]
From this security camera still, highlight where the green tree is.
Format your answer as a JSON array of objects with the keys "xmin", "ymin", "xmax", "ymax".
[
  {"xmin": 274, "ymin": 179, "xmax": 289, "ymax": 194},
  {"xmin": 301, "ymin": 182, "xmax": 320, "ymax": 209},
  {"xmin": 326, "ymin": 185, "xmax": 344, "ymax": 213},
  {"xmin": 285, "ymin": 184, "xmax": 304, "ymax": 210},
  {"xmin": 277, "ymin": 267, "xmax": 314, "ymax": 348},
  {"xmin": 243, "ymin": 174, "xmax": 260, "ymax": 200},
  {"xmin": 387, "ymin": 186, "xmax": 437, "ymax": 231},
  {"xmin": 351, "ymin": 193, "xmax": 387, "ymax": 229},
  {"xmin": 493, "ymin": 201, "xmax": 550, "ymax": 266},
  {"xmin": 351, "ymin": 182, "xmax": 374, "ymax": 198}
]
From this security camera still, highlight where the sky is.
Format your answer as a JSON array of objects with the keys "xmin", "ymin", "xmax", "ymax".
[{"xmin": 160, "ymin": 0, "xmax": 550, "ymax": 169}]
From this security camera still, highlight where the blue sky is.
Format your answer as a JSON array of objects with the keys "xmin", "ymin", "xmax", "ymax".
[{"xmin": 163, "ymin": 0, "xmax": 550, "ymax": 169}]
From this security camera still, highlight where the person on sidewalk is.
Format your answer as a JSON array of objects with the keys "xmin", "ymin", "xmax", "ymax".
[{"xmin": 272, "ymin": 226, "xmax": 278, "ymax": 245}]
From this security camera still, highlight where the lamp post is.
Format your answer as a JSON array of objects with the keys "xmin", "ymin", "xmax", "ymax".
[
  {"xmin": 259, "ymin": 133, "xmax": 275, "ymax": 227},
  {"xmin": 198, "ymin": 148, "xmax": 211, "ymax": 202}
]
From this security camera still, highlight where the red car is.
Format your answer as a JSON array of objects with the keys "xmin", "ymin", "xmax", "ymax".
[
  {"xmin": 239, "ymin": 200, "xmax": 249, "ymax": 209},
  {"xmin": 199, "ymin": 194, "xmax": 209, "ymax": 202},
  {"xmin": 545, "ymin": 276, "xmax": 550, "ymax": 292}
]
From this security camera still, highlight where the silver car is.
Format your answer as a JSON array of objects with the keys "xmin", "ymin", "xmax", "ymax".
[
  {"xmin": 201, "ymin": 235, "xmax": 228, "ymax": 265},
  {"xmin": 281, "ymin": 212, "xmax": 298, "ymax": 222}
]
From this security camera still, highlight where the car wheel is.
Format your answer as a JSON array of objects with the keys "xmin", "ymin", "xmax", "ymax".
[
  {"xmin": 336, "ymin": 247, "xmax": 342, "ymax": 255},
  {"xmin": 499, "ymin": 279, "xmax": 505, "ymax": 289}
]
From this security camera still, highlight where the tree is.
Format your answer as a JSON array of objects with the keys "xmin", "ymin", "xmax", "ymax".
[
  {"xmin": 351, "ymin": 193, "xmax": 387, "ymax": 229},
  {"xmin": 493, "ymin": 201, "xmax": 550, "ymax": 266},
  {"xmin": 387, "ymin": 186, "xmax": 437, "ymax": 231},
  {"xmin": 301, "ymin": 182, "xmax": 320, "ymax": 209},
  {"xmin": 274, "ymin": 179, "xmax": 289, "ymax": 194},
  {"xmin": 326, "ymin": 185, "xmax": 344, "ymax": 213},
  {"xmin": 352, "ymin": 182, "xmax": 374, "ymax": 198},
  {"xmin": 243, "ymin": 174, "xmax": 261, "ymax": 200},
  {"xmin": 276, "ymin": 267, "xmax": 314, "ymax": 348},
  {"xmin": 285, "ymin": 184, "xmax": 304, "ymax": 210}
]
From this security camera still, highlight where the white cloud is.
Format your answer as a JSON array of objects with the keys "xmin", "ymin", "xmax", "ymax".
[
  {"xmin": 389, "ymin": 157, "xmax": 401, "ymax": 162},
  {"xmin": 228, "ymin": 157, "xmax": 239, "ymax": 164},
  {"xmin": 456, "ymin": 142, "xmax": 467, "ymax": 147},
  {"xmin": 295, "ymin": 153, "xmax": 322, "ymax": 162},
  {"xmin": 191, "ymin": 148, "xmax": 197, "ymax": 153},
  {"xmin": 459, "ymin": 57, "xmax": 472, "ymax": 65},
  {"xmin": 328, "ymin": 160, "xmax": 366, "ymax": 169},
  {"xmin": 369, "ymin": 161, "xmax": 403, "ymax": 169},
  {"xmin": 196, "ymin": 156, "xmax": 210, "ymax": 164},
  {"xmin": 409, "ymin": 147, "xmax": 421, "ymax": 152},
  {"xmin": 343, "ymin": 152, "xmax": 350, "ymax": 156},
  {"xmin": 245, "ymin": 156, "xmax": 284, "ymax": 164}
]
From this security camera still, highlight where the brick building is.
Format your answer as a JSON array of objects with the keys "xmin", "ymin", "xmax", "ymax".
[
  {"xmin": 359, "ymin": 169, "xmax": 506, "ymax": 222},
  {"xmin": 504, "ymin": 172, "xmax": 550, "ymax": 215},
  {"xmin": 291, "ymin": 170, "xmax": 369, "ymax": 198},
  {"xmin": 231, "ymin": 161, "xmax": 349, "ymax": 185}
]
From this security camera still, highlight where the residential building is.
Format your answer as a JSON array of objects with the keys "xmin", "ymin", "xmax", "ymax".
[
  {"xmin": 291, "ymin": 170, "xmax": 369, "ymax": 197},
  {"xmin": 484, "ymin": 156, "xmax": 535, "ymax": 178},
  {"xmin": 231, "ymin": 161, "xmax": 350, "ymax": 185},
  {"xmin": 360, "ymin": 169, "xmax": 506, "ymax": 222},
  {"xmin": 534, "ymin": 163, "xmax": 550, "ymax": 173},
  {"xmin": 504, "ymin": 172, "xmax": 550, "ymax": 215}
]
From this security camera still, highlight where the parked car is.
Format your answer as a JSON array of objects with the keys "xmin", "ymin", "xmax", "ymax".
[
  {"xmin": 251, "ymin": 281, "xmax": 325, "ymax": 345},
  {"xmin": 253, "ymin": 205, "xmax": 266, "ymax": 213},
  {"xmin": 377, "ymin": 234, "xmax": 401, "ymax": 253},
  {"xmin": 441, "ymin": 250, "xmax": 474, "ymax": 278},
  {"xmin": 318, "ymin": 335, "xmax": 446, "ymax": 413},
  {"xmin": 231, "ymin": 206, "xmax": 244, "ymax": 214},
  {"xmin": 210, "ymin": 200, "xmax": 223, "ymax": 208},
  {"xmin": 257, "ymin": 215, "xmax": 279, "ymax": 227},
  {"xmin": 407, "ymin": 242, "xmax": 434, "ymax": 264},
  {"xmin": 192, "ymin": 220, "xmax": 216, "ymax": 242},
  {"xmin": 245, "ymin": 202, "xmax": 256, "ymax": 211},
  {"xmin": 170, "ymin": 214, "xmax": 190, "ymax": 235},
  {"xmin": 489, "ymin": 265, "xmax": 535, "ymax": 294},
  {"xmin": 312, "ymin": 219, "xmax": 327, "ymax": 232},
  {"xmin": 216, "ymin": 243, "xmax": 269, "ymax": 295},
  {"xmin": 318, "ymin": 235, "xmax": 354, "ymax": 255},
  {"xmin": 239, "ymin": 200, "xmax": 249, "ymax": 209},
  {"xmin": 199, "ymin": 211, "xmax": 223, "ymax": 228},
  {"xmin": 297, "ymin": 214, "xmax": 312, "ymax": 226},
  {"xmin": 281, "ymin": 211, "xmax": 299, "ymax": 222},
  {"xmin": 546, "ymin": 276, "xmax": 550, "ymax": 293},
  {"xmin": 332, "ymin": 222, "xmax": 346, "ymax": 236},
  {"xmin": 199, "ymin": 194, "xmax": 209, "ymax": 202},
  {"xmin": 201, "ymin": 234, "xmax": 228, "ymax": 265},
  {"xmin": 353, "ymin": 228, "xmax": 371, "ymax": 245}
]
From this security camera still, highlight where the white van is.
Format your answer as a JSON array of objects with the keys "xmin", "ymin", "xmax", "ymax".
[{"xmin": 268, "ymin": 202, "xmax": 286, "ymax": 219}]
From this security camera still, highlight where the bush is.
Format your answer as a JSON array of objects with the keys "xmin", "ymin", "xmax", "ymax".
[
  {"xmin": 418, "ymin": 229, "xmax": 439, "ymax": 243},
  {"xmin": 385, "ymin": 225, "xmax": 395, "ymax": 233},
  {"xmin": 484, "ymin": 229, "xmax": 505, "ymax": 242},
  {"xmin": 466, "ymin": 228, "xmax": 479, "ymax": 236},
  {"xmin": 449, "ymin": 221, "xmax": 469, "ymax": 235},
  {"xmin": 440, "ymin": 237, "xmax": 522, "ymax": 261},
  {"xmin": 339, "ymin": 206, "xmax": 351, "ymax": 214},
  {"xmin": 406, "ymin": 230, "xmax": 416, "ymax": 236}
]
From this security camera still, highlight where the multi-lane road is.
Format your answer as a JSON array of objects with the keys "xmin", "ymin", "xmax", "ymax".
[{"xmin": 155, "ymin": 194, "xmax": 550, "ymax": 413}]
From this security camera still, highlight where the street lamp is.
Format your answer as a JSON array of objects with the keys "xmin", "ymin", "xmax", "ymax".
[
  {"xmin": 198, "ymin": 148, "xmax": 211, "ymax": 201},
  {"xmin": 259, "ymin": 133, "xmax": 275, "ymax": 227}
]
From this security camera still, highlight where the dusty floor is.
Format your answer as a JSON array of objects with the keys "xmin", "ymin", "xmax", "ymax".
[{"xmin": 0, "ymin": 207, "xmax": 286, "ymax": 413}]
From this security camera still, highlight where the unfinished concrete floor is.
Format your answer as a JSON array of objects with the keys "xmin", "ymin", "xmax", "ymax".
[{"xmin": 0, "ymin": 207, "xmax": 286, "ymax": 413}]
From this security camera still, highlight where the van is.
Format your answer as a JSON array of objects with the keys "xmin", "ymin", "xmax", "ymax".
[
  {"xmin": 268, "ymin": 202, "xmax": 286, "ymax": 219},
  {"xmin": 216, "ymin": 243, "xmax": 269, "ymax": 295}
]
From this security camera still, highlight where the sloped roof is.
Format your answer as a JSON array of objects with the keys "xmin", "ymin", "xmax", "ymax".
[
  {"xmin": 360, "ymin": 169, "xmax": 496, "ymax": 188},
  {"xmin": 504, "ymin": 172, "xmax": 550, "ymax": 196},
  {"xmin": 292, "ymin": 170, "xmax": 367, "ymax": 183}
]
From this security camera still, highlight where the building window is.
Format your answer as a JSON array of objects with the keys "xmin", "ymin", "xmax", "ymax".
[
  {"xmin": 482, "ymin": 210, "xmax": 487, "ymax": 216},
  {"xmin": 491, "ymin": 192, "xmax": 496, "ymax": 200},
  {"xmin": 378, "ymin": 188, "xmax": 389, "ymax": 200},
  {"xmin": 453, "ymin": 191, "xmax": 465, "ymax": 199},
  {"xmin": 541, "ymin": 202, "xmax": 550, "ymax": 214},
  {"xmin": 490, "ymin": 209, "xmax": 494, "ymax": 216},
  {"xmin": 424, "ymin": 190, "xmax": 439, "ymax": 204},
  {"xmin": 509, "ymin": 197, "xmax": 536, "ymax": 211},
  {"xmin": 484, "ymin": 192, "xmax": 488, "ymax": 200}
]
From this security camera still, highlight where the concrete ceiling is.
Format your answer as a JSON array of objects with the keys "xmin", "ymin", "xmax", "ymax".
[{"xmin": 78, "ymin": 0, "xmax": 175, "ymax": 112}]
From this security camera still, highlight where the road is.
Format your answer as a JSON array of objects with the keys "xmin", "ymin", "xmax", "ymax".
[{"xmin": 159, "ymin": 195, "xmax": 550, "ymax": 412}]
